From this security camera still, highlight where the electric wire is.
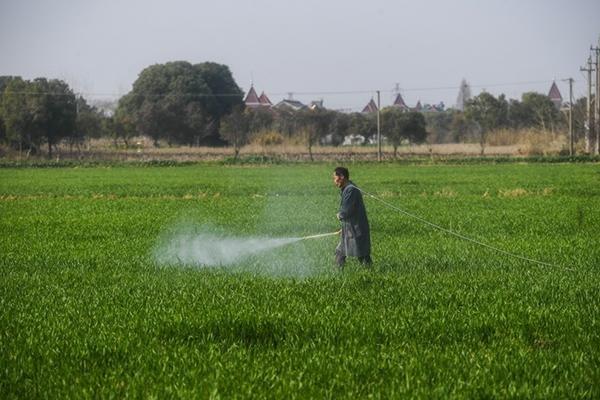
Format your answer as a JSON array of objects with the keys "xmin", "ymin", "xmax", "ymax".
[
  {"xmin": 357, "ymin": 187, "xmax": 573, "ymax": 271},
  {"xmin": 2, "ymin": 79, "xmax": 563, "ymax": 98}
]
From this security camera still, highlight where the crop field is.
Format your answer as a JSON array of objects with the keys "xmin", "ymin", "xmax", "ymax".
[{"xmin": 1, "ymin": 162, "xmax": 599, "ymax": 398}]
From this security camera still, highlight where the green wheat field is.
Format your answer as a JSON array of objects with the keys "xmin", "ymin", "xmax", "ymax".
[{"xmin": 1, "ymin": 162, "xmax": 599, "ymax": 398}]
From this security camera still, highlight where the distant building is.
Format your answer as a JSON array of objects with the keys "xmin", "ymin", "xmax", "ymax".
[
  {"xmin": 273, "ymin": 99, "xmax": 307, "ymax": 112},
  {"xmin": 548, "ymin": 81, "xmax": 563, "ymax": 109},
  {"xmin": 308, "ymin": 99, "xmax": 324, "ymax": 110},
  {"xmin": 419, "ymin": 102, "xmax": 445, "ymax": 112},
  {"xmin": 414, "ymin": 100, "xmax": 423, "ymax": 112},
  {"xmin": 455, "ymin": 79, "xmax": 472, "ymax": 111},
  {"xmin": 361, "ymin": 98, "xmax": 378, "ymax": 113},
  {"xmin": 258, "ymin": 92, "xmax": 272, "ymax": 107},
  {"xmin": 392, "ymin": 93, "xmax": 410, "ymax": 111},
  {"xmin": 342, "ymin": 134, "xmax": 365, "ymax": 145},
  {"xmin": 244, "ymin": 85, "xmax": 272, "ymax": 109}
]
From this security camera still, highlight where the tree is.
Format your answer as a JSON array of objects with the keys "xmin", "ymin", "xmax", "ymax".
[
  {"xmin": 1, "ymin": 77, "xmax": 76, "ymax": 157},
  {"xmin": 220, "ymin": 105, "xmax": 249, "ymax": 159},
  {"xmin": 107, "ymin": 106, "xmax": 137, "ymax": 148},
  {"xmin": 405, "ymin": 112, "xmax": 428, "ymax": 145},
  {"xmin": 328, "ymin": 112, "xmax": 351, "ymax": 146},
  {"xmin": 424, "ymin": 111, "xmax": 453, "ymax": 143},
  {"xmin": 247, "ymin": 107, "xmax": 274, "ymax": 134},
  {"xmin": 464, "ymin": 92, "xmax": 508, "ymax": 154},
  {"xmin": 382, "ymin": 108, "xmax": 427, "ymax": 157},
  {"xmin": 348, "ymin": 113, "xmax": 376, "ymax": 144},
  {"xmin": 70, "ymin": 96, "xmax": 105, "ymax": 153},
  {"xmin": 1, "ymin": 77, "xmax": 34, "ymax": 155},
  {"xmin": 28, "ymin": 78, "xmax": 77, "ymax": 158},
  {"xmin": 381, "ymin": 107, "xmax": 404, "ymax": 156},
  {"xmin": 118, "ymin": 61, "xmax": 243, "ymax": 146},
  {"xmin": 296, "ymin": 109, "xmax": 334, "ymax": 161},
  {"xmin": 0, "ymin": 76, "xmax": 20, "ymax": 145},
  {"xmin": 520, "ymin": 92, "xmax": 562, "ymax": 132},
  {"xmin": 449, "ymin": 111, "xmax": 474, "ymax": 142},
  {"xmin": 273, "ymin": 108, "xmax": 297, "ymax": 137}
]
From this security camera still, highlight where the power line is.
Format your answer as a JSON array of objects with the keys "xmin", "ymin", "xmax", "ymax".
[{"xmin": 1, "ymin": 79, "xmax": 561, "ymax": 98}]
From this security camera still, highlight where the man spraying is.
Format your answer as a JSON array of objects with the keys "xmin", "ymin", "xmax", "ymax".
[{"xmin": 333, "ymin": 167, "xmax": 372, "ymax": 269}]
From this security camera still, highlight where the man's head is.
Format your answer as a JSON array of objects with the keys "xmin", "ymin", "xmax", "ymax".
[{"xmin": 333, "ymin": 166, "xmax": 349, "ymax": 188}]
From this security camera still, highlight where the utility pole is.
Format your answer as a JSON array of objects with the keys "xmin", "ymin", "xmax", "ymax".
[
  {"xmin": 564, "ymin": 78, "xmax": 574, "ymax": 156},
  {"xmin": 593, "ymin": 41, "xmax": 600, "ymax": 155},
  {"xmin": 581, "ymin": 57, "xmax": 594, "ymax": 153},
  {"xmin": 376, "ymin": 90, "xmax": 381, "ymax": 162}
]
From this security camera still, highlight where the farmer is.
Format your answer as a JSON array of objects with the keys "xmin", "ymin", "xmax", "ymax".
[{"xmin": 333, "ymin": 166, "xmax": 372, "ymax": 268}]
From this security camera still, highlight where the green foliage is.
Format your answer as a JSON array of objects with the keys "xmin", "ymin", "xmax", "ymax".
[
  {"xmin": 381, "ymin": 108, "xmax": 428, "ymax": 156},
  {"xmin": 247, "ymin": 107, "xmax": 274, "ymax": 134},
  {"xmin": 220, "ymin": 105, "xmax": 250, "ymax": 157},
  {"xmin": 70, "ymin": 97, "xmax": 105, "ymax": 147},
  {"xmin": 296, "ymin": 109, "xmax": 336, "ymax": 159},
  {"xmin": 348, "ymin": 112, "xmax": 377, "ymax": 143},
  {"xmin": 520, "ymin": 92, "xmax": 563, "ymax": 131},
  {"xmin": 0, "ymin": 163, "xmax": 599, "ymax": 398},
  {"xmin": 0, "ymin": 77, "xmax": 77, "ymax": 157},
  {"xmin": 117, "ymin": 61, "xmax": 243, "ymax": 146}
]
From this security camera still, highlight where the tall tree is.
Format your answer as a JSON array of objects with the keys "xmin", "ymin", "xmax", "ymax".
[
  {"xmin": 220, "ymin": 105, "xmax": 249, "ymax": 159},
  {"xmin": 29, "ymin": 78, "xmax": 77, "ymax": 158},
  {"xmin": 464, "ymin": 92, "xmax": 508, "ymax": 154},
  {"xmin": 70, "ymin": 96, "xmax": 105, "ymax": 153},
  {"xmin": 382, "ymin": 108, "xmax": 428, "ymax": 157},
  {"xmin": 0, "ymin": 76, "xmax": 20, "ymax": 145},
  {"xmin": 520, "ymin": 92, "xmax": 562, "ymax": 132},
  {"xmin": 349, "ymin": 113, "xmax": 376, "ymax": 144},
  {"xmin": 296, "ymin": 109, "xmax": 334, "ymax": 161},
  {"xmin": 328, "ymin": 112, "xmax": 351, "ymax": 146},
  {"xmin": 1, "ymin": 77, "xmax": 34, "ymax": 155},
  {"xmin": 118, "ymin": 61, "xmax": 243, "ymax": 146}
]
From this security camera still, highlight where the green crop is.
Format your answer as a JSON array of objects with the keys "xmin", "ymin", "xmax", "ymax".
[{"xmin": 1, "ymin": 163, "xmax": 599, "ymax": 398}]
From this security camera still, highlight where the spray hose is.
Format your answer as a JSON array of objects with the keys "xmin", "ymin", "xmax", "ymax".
[
  {"xmin": 356, "ymin": 186, "xmax": 572, "ymax": 271},
  {"xmin": 301, "ymin": 231, "xmax": 339, "ymax": 240}
]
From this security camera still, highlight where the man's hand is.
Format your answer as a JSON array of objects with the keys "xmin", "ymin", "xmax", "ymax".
[{"xmin": 336, "ymin": 212, "xmax": 342, "ymax": 220}]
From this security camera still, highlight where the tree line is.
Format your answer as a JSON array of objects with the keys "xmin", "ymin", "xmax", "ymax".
[{"xmin": 0, "ymin": 60, "xmax": 588, "ymax": 158}]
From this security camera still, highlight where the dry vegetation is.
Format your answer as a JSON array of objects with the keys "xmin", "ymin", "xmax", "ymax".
[{"xmin": 1, "ymin": 129, "xmax": 571, "ymax": 162}]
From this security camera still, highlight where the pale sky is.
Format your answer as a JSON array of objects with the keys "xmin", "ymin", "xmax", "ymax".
[{"xmin": 1, "ymin": 0, "xmax": 598, "ymax": 111}]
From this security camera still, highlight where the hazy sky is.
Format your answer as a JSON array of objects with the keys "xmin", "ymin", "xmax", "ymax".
[{"xmin": 1, "ymin": 0, "xmax": 598, "ymax": 111}]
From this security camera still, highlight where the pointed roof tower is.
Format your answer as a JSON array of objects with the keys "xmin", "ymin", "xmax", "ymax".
[
  {"xmin": 244, "ymin": 85, "xmax": 261, "ymax": 108},
  {"xmin": 362, "ymin": 98, "xmax": 378, "ymax": 113},
  {"xmin": 393, "ymin": 93, "xmax": 409, "ymax": 110},
  {"xmin": 548, "ymin": 81, "xmax": 563, "ymax": 109},
  {"xmin": 414, "ymin": 100, "xmax": 423, "ymax": 112},
  {"xmin": 258, "ymin": 91, "xmax": 272, "ymax": 106}
]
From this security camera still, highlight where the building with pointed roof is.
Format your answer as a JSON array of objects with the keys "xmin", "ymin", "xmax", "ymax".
[
  {"xmin": 362, "ymin": 98, "xmax": 378, "ymax": 113},
  {"xmin": 413, "ymin": 100, "xmax": 423, "ymax": 112},
  {"xmin": 392, "ymin": 93, "xmax": 410, "ymax": 111},
  {"xmin": 245, "ymin": 85, "xmax": 272, "ymax": 109},
  {"xmin": 548, "ymin": 81, "xmax": 563, "ymax": 109},
  {"xmin": 258, "ymin": 92, "xmax": 272, "ymax": 106}
]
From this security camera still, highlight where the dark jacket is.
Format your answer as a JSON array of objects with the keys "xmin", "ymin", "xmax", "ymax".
[{"xmin": 336, "ymin": 181, "xmax": 371, "ymax": 257}]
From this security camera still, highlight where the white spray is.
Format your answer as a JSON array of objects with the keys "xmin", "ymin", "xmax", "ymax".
[
  {"xmin": 153, "ymin": 225, "xmax": 338, "ymax": 271},
  {"xmin": 156, "ymin": 232, "xmax": 302, "ymax": 266}
]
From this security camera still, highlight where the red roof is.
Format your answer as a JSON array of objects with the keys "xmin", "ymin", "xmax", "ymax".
[
  {"xmin": 393, "ymin": 93, "xmax": 409, "ymax": 109},
  {"xmin": 244, "ymin": 86, "xmax": 261, "ymax": 107},
  {"xmin": 258, "ymin": 92, "xmax": 272, "ymax": 105},
  {"xmin": 548, "ymin": 81, "xmax": 562, "ymax": 101},
  {"xmin": 362, "ymin": 98, "xmax": 378, "ymax": 113}
]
